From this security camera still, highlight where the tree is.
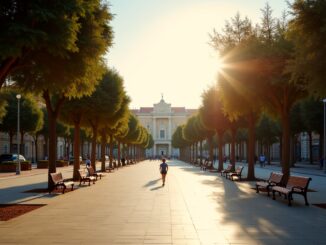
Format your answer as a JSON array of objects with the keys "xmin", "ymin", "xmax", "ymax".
[
  {"xmin": 82, "ymin": 69, "xmax": 128, "ymax": 170},
  {"xmin": 288, "ymin": 0, "xmax": 326, "ymax": 97},
  {"xmin": 0, "ymin": 1, "xmax": 88, "ymax": 87},
  {"xmin": 199, "ymin": 87, "xmax": 230, "ymax": 171},
  {"xmin": 172, "ymin": 125, "xmax": 191, "ymax": 161},
  {"xmin": 59, "ymin": 98, "xmax": 86, "ymax": 180},
  {"xmin": 300, "ymin": 97, "xmax": 324, "ymax": 161},
  {"xmin": 12, "ymin": 1, "xmax": 113, "ymax": 189},
  {"xmin": 256, "ymin": 114, "xmax": 280, "ymax": 164},
  {"xmin": 0, "ymin": 90, "xmax": 43, "ymax": 154},
  {"xmin": 210, "ymin": 13, "xmax": 261, "ymax": 179}
]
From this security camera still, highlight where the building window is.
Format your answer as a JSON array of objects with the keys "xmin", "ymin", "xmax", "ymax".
[{"xmin": 160, "ymin": 130, "xmax": 165, "ymax": 139}]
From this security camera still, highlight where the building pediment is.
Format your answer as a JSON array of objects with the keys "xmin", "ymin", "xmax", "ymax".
[{"xmin": 153, "ymin": 98, "xmax": 171, "ymax": 114}]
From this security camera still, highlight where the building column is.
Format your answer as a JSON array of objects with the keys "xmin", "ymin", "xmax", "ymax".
[
  {"xmin": 168, "ymin": 116, "xmax": 172, "ymax": 140},
  {"xmin": 153, "ymin": 117, "xmax": 156, "ymax": 157},
  {"xmin": 153, "ymin": 117, "xmax": 156, "ymax": 141},
  {"xmin": 168, "ymin": 143, "xmax": 172, "ymax": 157}
]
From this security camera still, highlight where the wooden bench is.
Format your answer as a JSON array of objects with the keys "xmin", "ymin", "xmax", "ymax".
[
  {"xmin": 272, "ymin": 175, "xmax": 312, "ymax": 206},
  {"xmin": 256, "ymin": 172, "xmax": 283, "ymax": 196},
  {"xmin": 78, "ymin": 169, "xmax": 96, "ymax": 186},
  {"xmin": 50, "ymin": 172, "xmax": 74, "ymax": 194},
  {"xmin": 87, "ymin": 166, "xmax": 104, "ymax": 180},
  {"xmin": 220, "ymin": 164, "xmax": 232, "ymax": 177},
  {"xmin": 226, "ymin": 166, "xmax": 244, "ymax": 181}
]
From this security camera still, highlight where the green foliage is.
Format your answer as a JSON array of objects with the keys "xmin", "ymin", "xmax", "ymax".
[
  {"xmin": 199, "ymin": 87, "xmax": 230, "ymax": 131},
  {"xmin": 300, "ymin": 97, "xmax": 323, "ymax": 134},
  {"xmin": 172, "ymin": 125, "xmax": 190, "ymax": 148},
  {"xmin": 0, "ymin": 90, "xmax": 43, "ymax": 135},
  {"xmin": 256, "ymin": 114, "xmax": 280, "ymax": 144},
  {"xmin": 1, "ymin": 0, "xmax": 114, "ymax": 96},
  {"xmin": 123, "ymin": 114, "xmax": 141, "ymax": 145},
  {"xmin": 288, "ymin": 0, "xmax": 326, "ymax": 97},
  {"xmin": 37, "ymin": 108, "xmax": 48, "ymax": 138}
]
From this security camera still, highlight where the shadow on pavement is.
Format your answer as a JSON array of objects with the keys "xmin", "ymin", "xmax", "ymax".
[
  {"xmin": 0, "ymin": 182, "xmax": 48, "ymax": 204},
  {"xmin": 150, "ymin": 186, "xmax": 163, "ymax": 191},
  {"xmin": 143, "ymin": 178, "xmax": 161, "ymax": 187}
]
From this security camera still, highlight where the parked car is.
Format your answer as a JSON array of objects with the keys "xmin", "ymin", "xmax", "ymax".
[{"xmin": 0, "ymin": 154, "xmax": 26, "ymax": 163}]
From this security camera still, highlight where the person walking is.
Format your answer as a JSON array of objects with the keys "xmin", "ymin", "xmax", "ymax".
[
  {"xmin": 160, "ymin": 158, "xmax": 169, "ymax": 186},
  {"xmin": 85, "ymin": 155, "xmax": 91, "ymax": 167},
  {"xmin": 259, "ymin": 154, "xmax": 266, "ymax": 167}
]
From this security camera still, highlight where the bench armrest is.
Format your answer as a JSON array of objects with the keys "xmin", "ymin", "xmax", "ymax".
[{"xmin": 291, "ymin": 186, "xmax": 305, "ymax": 192}]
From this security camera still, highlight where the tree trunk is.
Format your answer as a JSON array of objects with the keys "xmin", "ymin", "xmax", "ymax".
[
  {"xmin": 73, "ymin": 117, "xmax": 81, "ymax": 181},
  {"xmin": 90, "ymin": 123, "xmax": 98, "ymax": 171},
  {"xmin": 281, "ymin": 114, "xmax": 291, "ymax": 182},
  {"xmin": 208, "ymin": 136, "xmax": 213, "ymax": 163},
  {"xmin": 247, "ymin": 112, "xmax": 256, "ymax": 180},
  {"xmin": 217, "ymin": 130, "xmax": 224, "ymax": 171},
  {"xmin": 0, "ymin": 57, "xmax": 17, "ymax": 88},
  {"xmin": 308, "ymin": 131, "xmax": 313, "ymax": 164},
  {"xmin": 200, "ymin": 140, "xmax": 203, "ymax": 165},
  {"xmin": 230, "ymin": 127, "xmax": 236, "ymax": 170},
  {"xmin": 118, "ymin": 140, "xmax": 121, "ymax": 167},
  {"xmin": 290, "ymin": 135, "xmax": 295, "ymax": 167},
  {"xmin": 109, "ymin": 134, "xmax": 113, "ymax": 168},
  {"xmin": 100, "ymin": 132, "xmax": 106, "ymax": 172},
  {"xmin": 43, "ymin": 90, "xmax": 65, "ymax": 190}
]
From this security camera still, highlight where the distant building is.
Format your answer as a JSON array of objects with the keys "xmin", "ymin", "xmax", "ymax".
[{"xmin": 131, "ymin": 97, "xmax": 196, "ymax": 157}]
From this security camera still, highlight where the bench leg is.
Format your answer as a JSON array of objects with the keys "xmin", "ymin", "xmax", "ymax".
[
  {"xmin": 288, "ymin": 193, "xmax": 292, "ymax": 206},
  {"xmin": 266, "ymin": 187, "xmax": 270, "ymax": 196},
  {"xmin": 62, "ymin": 186, "xmax": 66, "ymax": 194},
  {"xmin": 303, "ymin": 193, "xmax": 309, "ymax": 206},
  {"xmin": 71, "ymin": 184, "xmax": 74, "ymax": 191},
  {"xmin": 272, "ymin": 190, "xmax": 276, "ymax": 200},
  {"xmin": 256, "ymin": 185, "xmax": 259, "ymax": 193}
]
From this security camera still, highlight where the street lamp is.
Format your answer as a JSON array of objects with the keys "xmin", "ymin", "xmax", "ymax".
[
  {"xmin": 16, "ymin": 94, "xmax": 21, "ymax": 175},
  {"xmin": 323, "ymin": 99, "xmax": 326, "ymax": 173}
]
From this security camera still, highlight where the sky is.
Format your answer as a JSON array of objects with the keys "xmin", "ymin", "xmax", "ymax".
[{"xmin": 106, "ymin": 0, "xmax": 289, "ymax": 109}]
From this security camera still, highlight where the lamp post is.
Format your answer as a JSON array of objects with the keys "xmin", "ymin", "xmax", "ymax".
[
  {"xmin": 323, "ymin": 99, "xmax": 326, "ymax": 173},
  {"xmin": 16, "ymin": 94, "xmax": 21, "ymax": 175}
]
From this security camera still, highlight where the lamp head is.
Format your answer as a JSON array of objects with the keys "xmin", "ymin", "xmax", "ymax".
[{"xmin": 16, "ymin": 94, "xmax": 21, "ymax": 99}]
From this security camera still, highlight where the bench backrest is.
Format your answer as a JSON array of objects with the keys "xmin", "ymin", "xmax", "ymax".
[
  {"xmin": 235, "ymin": 166, "xmax": 243, "ymax": 174},
  {"xmin": 286, "ymin": 176, "xmax": 312, "ymax": 190},
  {"xmin": 78, "ymin": 169, "xmax": 87, "ymax": 178},
  {"xmin": 269, "ymin": 172, "xmax": 283, "ymax": 184},
  {"xmin": 87, "ymin": 166, "xmax": 95, "ymax": 175},
  {"xmin": 50, "ymin": 172, "xmax": 63, "ymax": 184},
  {"xmin": 225, "ymin": 164, "xmax": 232, "ymax": 171}
]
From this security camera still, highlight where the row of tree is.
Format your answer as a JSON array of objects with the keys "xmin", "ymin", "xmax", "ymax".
[
  {"xmin": 0, "ymin": 0, "xmax": 153, "ymax": 189},
  {"xmin": 172, "ymin": 1, "xmax": 326, "ymax": 182}
]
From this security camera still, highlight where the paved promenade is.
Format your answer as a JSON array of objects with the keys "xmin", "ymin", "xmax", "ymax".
[{"xmin": 1, "ymin": 160, "xmax": 326, "ymax": 245}]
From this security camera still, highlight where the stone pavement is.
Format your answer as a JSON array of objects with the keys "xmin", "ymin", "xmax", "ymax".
[{"xmin": 1, "ymin": 160, "xmax": 326, "ymax": 245}]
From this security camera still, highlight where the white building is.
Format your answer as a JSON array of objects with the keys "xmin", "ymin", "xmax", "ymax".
[{"xmin": 132, "ymin": 97, "xmax": 196, "ymax": 157}]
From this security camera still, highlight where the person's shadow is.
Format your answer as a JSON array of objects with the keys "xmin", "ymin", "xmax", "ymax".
[
  {"xmin": 143, "ymin": 178, "xmax": 161, "ymax": 188},
  {"xmin": 143, "ymin": 178, "xmax": 164, "ymax": 191},
  {"xmin": 150, "ymin": 186, "xmax": 163, "ymax": 191}
]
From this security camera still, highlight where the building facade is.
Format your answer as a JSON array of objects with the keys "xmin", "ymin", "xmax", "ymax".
[{"xmin": 132, "ymin": 97, "xmax": 196, "ymax": 157}]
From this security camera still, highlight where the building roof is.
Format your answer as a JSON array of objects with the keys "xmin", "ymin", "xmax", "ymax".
[
  {"xmin": 172, "ymin": 107, "xmax": 186, "ymax": 113},
  {"xmin": 139, "ymin": 107, "xmax": 153, "ymax": 113}
]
